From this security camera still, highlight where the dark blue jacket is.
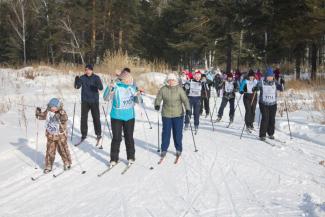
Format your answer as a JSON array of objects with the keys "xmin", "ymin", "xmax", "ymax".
[{"xmin": 75, "ymin": 74, "xmax": 103, "ymax": 103}]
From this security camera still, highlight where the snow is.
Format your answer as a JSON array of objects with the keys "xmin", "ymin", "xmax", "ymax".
[{"xmin": 0, "ymin": 67, "xmax": 325, "ymax": 217}]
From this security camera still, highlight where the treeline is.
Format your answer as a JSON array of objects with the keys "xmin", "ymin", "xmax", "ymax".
[{"xmin": 0, "ymin": 0, "xmax": 324, "ymax": 79}]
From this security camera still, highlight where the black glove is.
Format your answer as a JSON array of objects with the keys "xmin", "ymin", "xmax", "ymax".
[
  {"xmin": 280, "ymin": 78, "xmax": 285, "ymax": 85},
  {"xmin": 252, "ymin": 86, "xmax": 259, "ymax": 92},
  {"xmin": 35, "ymin": 107, "xmax": 41, "ymax": 117},
  {"xmin": 186, "ymin": 110, "xmax": 191, "ymax": 116},
  {"xmin": 74, "ymin": 76, "xmax": 80, "ymax": 88},
  {"xmin": 155, "ymin": 105, "xmax": 160, "ymax": 111},
  {"xmin": 239, "ymin": 91, "xmax": 244, "ymax": 95},
  {"xmin": 90, "ymin": 85, "xmax": 98, "ymax": 92}
]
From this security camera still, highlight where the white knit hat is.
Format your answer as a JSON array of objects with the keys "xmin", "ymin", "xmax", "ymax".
[{"xmin": 166, "ymin": 73, "xmax": 177, "ymax": 81}]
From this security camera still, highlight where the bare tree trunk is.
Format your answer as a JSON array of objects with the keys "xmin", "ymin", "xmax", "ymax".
[
  {"xmin": 311, "ymin": 42, "xmax": 318, "ymax": 80},
  {"xmin": 91, "ymin": 0, "xmax": 96, "ymax": 62},
  {"xmin": 60, "ymin": 18, "xmax": 85, "ymax": 65},
  {"xmin": 237, "ymin": 29, "xmax": 243, "ymax": 70},
  {"xmin": 9, "ymin": 0, "xmax": 27, "ymax": 65},
  {"xmin": 226, "ymin": 34, "xmax": 232, "ymax": 73},
  {"xmin": 264, "ymin": 31, "xmax": 268, "ymax": 66}
]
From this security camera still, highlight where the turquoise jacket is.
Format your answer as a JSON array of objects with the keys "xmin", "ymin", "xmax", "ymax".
[{"xmin": 103, "ymin": 82, "xmax": 137, "ymax": 121}]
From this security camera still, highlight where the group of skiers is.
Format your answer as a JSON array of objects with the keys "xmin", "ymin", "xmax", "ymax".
[{"xmin": 35, "ymin": 64, "xmax": 285, "ymax": 174}]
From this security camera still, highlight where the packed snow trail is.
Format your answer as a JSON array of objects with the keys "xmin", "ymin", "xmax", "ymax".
[{"xmin": 0, "ymin": 68, "xmax": 324, "ymax": 217}]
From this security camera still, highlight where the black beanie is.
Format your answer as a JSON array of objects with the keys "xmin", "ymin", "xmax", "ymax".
[{"xmin": 85, "ymin": 64, "xmax": 93, "ymax": 71}]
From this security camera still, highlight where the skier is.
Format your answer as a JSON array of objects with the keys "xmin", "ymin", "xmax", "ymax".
[
  {"xmin": 240, "ymin": 69, "xmax": 258, "ymax": 130},
  {"xmin": 35, "ymin": 98, "xmax": 72, "ymax": 174},
  {"xmin": 235, "ymin": 69, "xmax": 242, "ymax": 87},
  {"xmin": 200, "ymin": 74, "xmax": 213, "ymax": 117},
  {"xmin": 154, "ymin": 73, "xmax": 190, "ymax": 161},
  {"xmin": 74, "ymin": 64, "xmax": 103, "ymax": 144},
  {"xmin": 274, "ymin": 67, "xmax": 281, "ymax": 81},
  {"xmin": 254, "ymin": 67, "xmax": 284, "ymax": 141},
  {"xmin": 215, "ymin": 72, "xmax": 238, "ymax": 123},
  {"xmin": 104, "ymin": 71, "xmax": 140, "ymax": 166},
  {"xmin": 184, "ymin": 71, "xmax": 202, "ymax": 132},
  {"xmin": 213, "ymin": 73, "xmax": 223, "ymax": 97},
  {"xmin": 255, "ymin": 69, "xmax": 262, "ymax": 81}
]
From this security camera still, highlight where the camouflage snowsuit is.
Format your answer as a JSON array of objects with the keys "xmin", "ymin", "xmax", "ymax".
[{"xmin": 36, "ymin": 109, "xmax": 72, "ymax": 170}]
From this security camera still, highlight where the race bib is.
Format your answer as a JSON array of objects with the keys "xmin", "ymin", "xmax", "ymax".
[
  {"xmin": 262, "ymin": 82, "xmax": 276, "ymax": 104},
  {"xmin": 189, "ymin": 81, "xmax": 202, "ymax": 97},
  {"xmin": 225, "ymin": 81, "xmax": 234, "ymax": 93},
  {"xmin": 117, "ymin": 88, "xmax": 135, "ymax": 109},
  {"xmin": 246, "ymin": 80, "xmax": 256, "ymax": 94},
  {"xmin": 46, "ymin": 112, "xmax": 60, "ymax": 135}
]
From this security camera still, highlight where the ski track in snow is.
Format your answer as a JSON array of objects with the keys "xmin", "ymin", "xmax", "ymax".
[{"xmin": 0, "ymin": 69, "xmax": 325, "ymax": 217}]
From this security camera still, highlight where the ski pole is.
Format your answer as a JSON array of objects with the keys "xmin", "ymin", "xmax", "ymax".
[
  {"xmin": 70, "ymin": 144, "xmax": 86, "ymax": 174},
  {"xmin": 140, "ymin": 96, "xmax": 153, "ymax": 129},
  {"xmin": 157, "ymin": 112, "xmax": 161, "ymax": 152},
  {"xmin": 240, "ymin": 91, "xmax": 256, "ymax": 139},
  {"xmin": 284, "ymin": 99, "xmax": 293, "ymax": 139},
  {"xmin": 188, "ymin": 115, "xmax": 198, "ymax": 152},
  {"xmin": 204, "ymin": 87, "xmax": 215, "ymax": 131},
  {"xmin": 60, "ymin": 122, "xmax": 86, "ymax": 174},
  {"xmin": 234, "ymin": 94, "xmax": 244, "ymax": 120},
  {"xmin": 99, "ymin": 102, "xmax": 110, "ymax": 147},
  {"xmin": 34, "ymin": 116, "xmax": 39, "ymax": 169},
  {"xmin": 102, "ymin": 105, "xmax": 112, "ymax": 139},
  {"xmin": 71, "ymin": 101, "xmax": 76, "ymax": 142}
]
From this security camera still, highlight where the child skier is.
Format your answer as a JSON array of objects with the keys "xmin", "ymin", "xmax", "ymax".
[
  {"xmin": 200, "ymin": 74, "xmax": 213, "ymax": 117},
  {"xmin": 184, "ymin": 71, "xmax": 202, "ymax": 133},
  {"xmin": 35, "ymin": 98, "xmax": 72, "ymax": 174},
  {"xmin": 215, "ymin": 72, "xmax": 238, "ymax": 123},
  {"xmin": 103, "ymin": 71, "xmax": 140, "ymax": 167},
  {"xmin": 254, "ymin": 68, "xmax": 284, "ymax": 141},
  {"xmin": 240, "ymin": 70, "xmax": 258, "ymax": 130}
]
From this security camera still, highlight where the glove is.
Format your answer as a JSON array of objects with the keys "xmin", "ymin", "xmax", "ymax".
[
  {"xmin": 186, "ymin": 110, "xmax": 191, "ymax": 116},
  {"xmin": 252, "ymin": 86, "xmax": 259, "ymax": 92},
  {"xmin": 280, "ymin": 78, "xmax": 285, "ymax": 85},
  {"xmin": 75, "ymin": 76, "xmax": 80, "ymax": 83},
  {"xmin": 239, "ymin": 91, "xmax": 244, "ymax": 95},
  {"xmin": 184, "ymin": 83, "xmax": 190, "ymax": 90},
  {"xmin": 74, "ymin": 76, "xmax": 80, "ymax": 88},
  {"xmin": 35, "ymin": 107, "xmax": 41, "ymax": 117},
  {"xmin": 90, "ymin": 85, "xmax": 98, "ymax": 92},
  {"xmin": 155, "ymin": 105, "xmax": 160, "ymax": 111}
]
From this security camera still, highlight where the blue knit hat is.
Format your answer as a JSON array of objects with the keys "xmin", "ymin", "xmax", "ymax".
[
  {"xmin": 265, "ymin": 67, "xmax": 274, "ymax": 77},
  {"xmin": 47, "ymin": 98, "xmax": 62, "ymax": 110}
]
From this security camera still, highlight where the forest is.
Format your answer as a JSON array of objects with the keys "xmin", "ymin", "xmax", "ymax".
[{"xmin": 0, "ymin": 0, "xmax": 324, "ymax": 79}]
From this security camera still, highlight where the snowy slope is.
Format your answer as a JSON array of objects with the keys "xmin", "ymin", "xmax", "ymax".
[{"xmin": 0, "ymin": 68, "xmax": 324, "ymax": 217}]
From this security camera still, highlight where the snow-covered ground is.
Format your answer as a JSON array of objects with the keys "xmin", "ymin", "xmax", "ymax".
[{"xmin": 0, "ymin": 67, "xmax": 324, "ymax": 217}]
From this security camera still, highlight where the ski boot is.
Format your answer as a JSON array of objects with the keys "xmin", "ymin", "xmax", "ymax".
[
  {"xmin": 214, "ymin": 116, "xmax": 222, "ymax": 123},
  {"xmin": 43, "ymin": 168, "xmax": 52, "ymax": 174}
]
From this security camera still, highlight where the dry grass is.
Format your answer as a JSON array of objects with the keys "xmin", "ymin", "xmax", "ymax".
[
  {"xmin": 314, "ymin": 92, "xmax": 325, "ymax": 112},
  {"xmin": 286, "ymin": 78, "xmax": 325, "ymax": 91},
  {"xmin": 100, "ymin": 50, "xmax": 171, "ymax": 75}
]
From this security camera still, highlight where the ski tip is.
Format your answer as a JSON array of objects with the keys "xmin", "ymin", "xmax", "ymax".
[
  {"xmin": 31, "ymin": 177, "xmax": 35, "ymax": 181},
  {"xmin": 81, "ymin": 171, "xmax": 86, "ymax": 174}
]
